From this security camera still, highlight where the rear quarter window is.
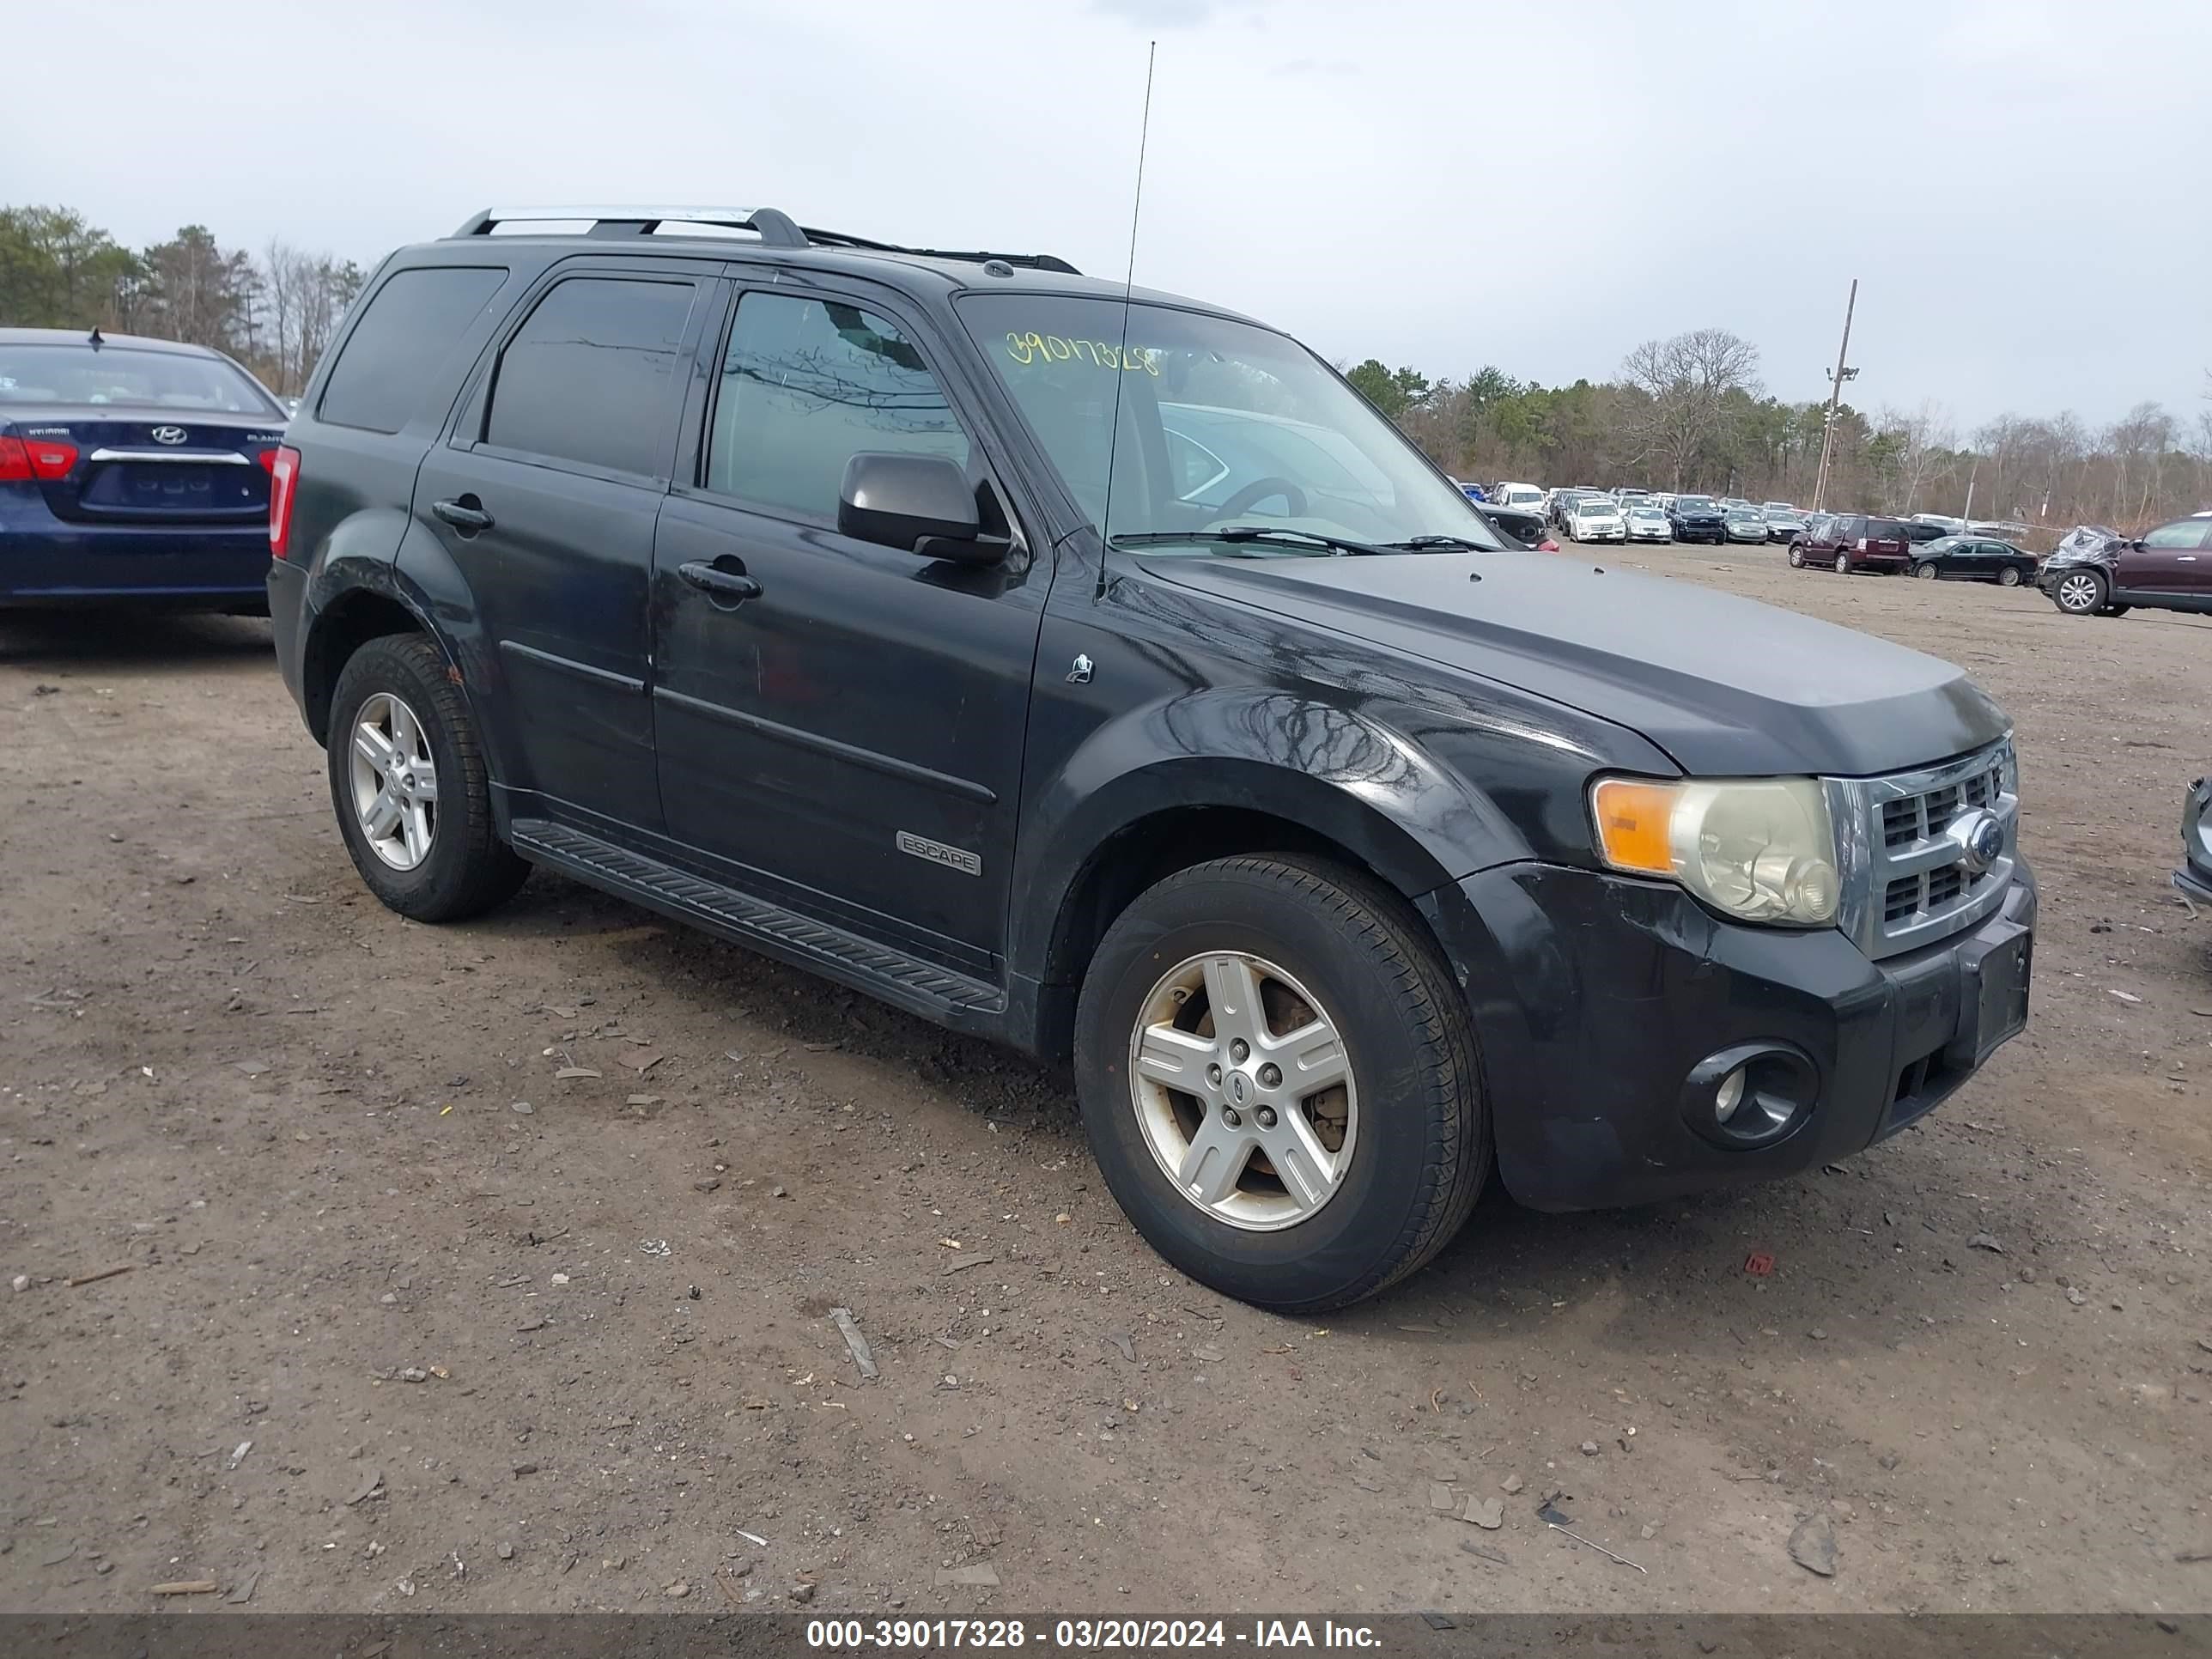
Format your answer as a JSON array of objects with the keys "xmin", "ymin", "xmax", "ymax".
[{"xmin": 318, "ymin": 266, "xmax": 510, "ymax": 434}]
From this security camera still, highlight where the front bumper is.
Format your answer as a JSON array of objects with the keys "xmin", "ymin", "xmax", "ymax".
[
  {"xmin": 2176, "ymin": 776, "xmax": 2212, "ymax": 903},
  {"xmin": 1418, "ymin": 860, "xmax": 2036, "ymax": 1212}
]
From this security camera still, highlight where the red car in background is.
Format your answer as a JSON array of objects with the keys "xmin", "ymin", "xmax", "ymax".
[{"xmin": 1790, "ymin": 513, "xmax": 1913, "ymax": 574}]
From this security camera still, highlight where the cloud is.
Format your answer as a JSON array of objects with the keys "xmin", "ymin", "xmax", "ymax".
[{"xmin": 1090, "ymin": 0, "xmax": 1249, "ymax": 28}]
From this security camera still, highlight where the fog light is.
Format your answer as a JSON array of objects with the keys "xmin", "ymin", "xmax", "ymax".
[
  {"xmin": 1680, "ymin": 1042, "xmax": 1820, "ymax": 1150},
  {"xmin": 1714, "ymin": 1066, "xmax": 1747, "ymax": 1123}
]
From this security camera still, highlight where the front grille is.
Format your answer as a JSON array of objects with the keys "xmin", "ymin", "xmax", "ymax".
[{"xmin": 1835, "ymin": 740, "xmax": 2017, "ymax": 959}]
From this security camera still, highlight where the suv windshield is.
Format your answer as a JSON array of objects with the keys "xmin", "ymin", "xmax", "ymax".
[
  {"xmin": 959, "ymin": 295, "xmax": 1501, "ymax": 554},
  {"xmin": 0, "ymin": 343, "xmax": 278, "ymax": 414}
]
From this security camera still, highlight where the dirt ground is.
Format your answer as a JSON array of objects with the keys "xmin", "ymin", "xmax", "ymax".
[{"xmin": 3, "ymin": 547, "xmax": 2209, "ymax": 1619}]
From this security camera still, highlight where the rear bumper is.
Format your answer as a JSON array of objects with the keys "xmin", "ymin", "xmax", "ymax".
[
  {"xmin": 1, "ymin": 515, "xmax": 270, "ymax": 606},
  {"xmin": 1419, "ymin": 860, "xmax": 2036, "ymax": 1213},
  {"xmin": 268, "ymin": 556, "xmax": 310, "ymax": 713}
]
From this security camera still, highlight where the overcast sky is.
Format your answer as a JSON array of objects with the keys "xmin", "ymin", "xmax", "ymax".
[{"xmin": 11, "ymin": 0, "xmax": 2207, "ymax": 431}]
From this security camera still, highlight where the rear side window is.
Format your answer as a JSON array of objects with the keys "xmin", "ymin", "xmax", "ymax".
[
  {"xmin": 707, "ymin": 293, "xmax": 970, "ymax": 520},
  {"xmin": 483, "ymin": 276, "xmax": 698, "ymax": 477},
  {"xmin": 318, "ymin": 266, "xmax": 507, "ymax": 434}
]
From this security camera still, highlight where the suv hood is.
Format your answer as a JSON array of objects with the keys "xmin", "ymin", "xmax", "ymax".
[{"xmin": 1140, "ymin": 551, "xmax": 2008, "ymax": 777}]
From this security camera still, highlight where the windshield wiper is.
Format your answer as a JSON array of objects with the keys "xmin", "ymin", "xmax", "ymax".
[
  {"xmin": 1110, "ymin": 526, "xmax": 1395, "ymax": 557},
  {"xmin": 1378, "ymin": 534, "xmax": 1498, "ymax": 552}
]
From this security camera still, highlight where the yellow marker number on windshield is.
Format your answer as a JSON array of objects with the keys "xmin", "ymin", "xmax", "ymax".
[{"xmin": 1005, "ymin": 332, "xmax": 1159, "ymax": 374}]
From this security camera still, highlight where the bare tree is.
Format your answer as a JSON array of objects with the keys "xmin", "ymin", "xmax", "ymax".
[
  {"xmin": 1620, "ymin": 328, "xmax": 1761, "ymax": 489},
  {"xmin": 1877, "ymin": 402, "xmax": 1958, "ymax": 512}
]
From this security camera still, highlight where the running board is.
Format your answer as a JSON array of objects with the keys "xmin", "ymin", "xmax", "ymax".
[{"xmin": 507, "ymin": 818, "xmax": 1006, "ymax": 1026}]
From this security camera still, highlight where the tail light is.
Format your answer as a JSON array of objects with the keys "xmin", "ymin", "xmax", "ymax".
[
  {"xmin": 256, "ymin": 449, "xmax": 278, "ymax": 474},
  {"xmin": 268, "ymin": 444, "xmax": 301, "ymax": 559},
  {"xmin": 0, "ymin": 435, "xmax": 80, "ymax": 480},
  {"xmin": 25, "ymin": 439, "xmax": 77, "ymax": 479}
]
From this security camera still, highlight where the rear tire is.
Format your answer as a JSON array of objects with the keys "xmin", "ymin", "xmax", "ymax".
[
  {"xmin": 1997, "ymin": 566, "xmax": 2022, "ymax": 586},
  {"xmin": 1833, "ymin": 553, "xmax": 1850, "ymax": 574},
  {"xmin": 1914, "ymin": 562, "xmax": 1938, "ymax": 580},
  {"xmin": 327, "ymin": 633, "xmax": 530, "ymax": 922},
  {"xmin": 1075, "ymin": 854, "xmax": 1487, "ymax": 1313}
]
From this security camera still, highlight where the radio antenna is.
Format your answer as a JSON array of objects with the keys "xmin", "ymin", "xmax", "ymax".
[{"xmin": 1096, "ymin": 40, "xmax": 1157, "ymax": 600}]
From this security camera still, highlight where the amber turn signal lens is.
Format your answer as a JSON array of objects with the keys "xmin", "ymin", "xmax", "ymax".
[{"xmin": 1590, "ymin": 778, "xmax": 1680, "ymax": 876}]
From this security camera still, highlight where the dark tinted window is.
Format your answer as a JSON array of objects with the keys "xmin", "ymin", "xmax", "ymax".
[
  {"xmin": 319, "ymin": 266, "xmax": 507, "ymax": 434},
  {"xmin": 484, "ymin": 277, "xmax": 697, "ymax": 477},
  {"xmin": 1864, "ymin": 518, "xmax": 1911, "ymax": 539},
  {"xmin": 708, "ymin": 293, "xmax": 969, "ymax": 519}
]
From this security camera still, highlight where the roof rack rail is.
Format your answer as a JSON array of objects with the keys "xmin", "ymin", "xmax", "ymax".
[
  {"xmin": 797, "ymin": 228, "xmax": 1081, "ymax": 276},
  {"xmin": 447, "ymin": 207, "xmax": 1079, "ymax": 275},
  {"xmin": 450, "ymin": 206, "xmax": 808, "ymax": 246}
]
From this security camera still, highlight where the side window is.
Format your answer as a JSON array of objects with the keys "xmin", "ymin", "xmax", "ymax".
[
  {"xmin": 707, "ymin": 293, "xmax": 970, "ymax": 520},
  {"xmin": 319, "ymin": 266, "xmax": 508, "ymax": 434},
  {"xmin": 2143, "ymin": 521, "xmax": 2211, "ymax": 550},
  {"xmin": 483, "ymin": 276, "xmax": 697, "ymax": 477}
]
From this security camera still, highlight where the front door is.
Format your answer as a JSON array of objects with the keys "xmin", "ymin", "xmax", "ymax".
[
  {"xmin": 650, "ymin": 281, "xmax": 1051, "ymax": 969},
  {"xmin": 2115, "ymin": 520, "xmax": 2212, "ymax": 601},
  {"xmin": 416, "ymin": 264, "xmax": 714, "ymax": 833}
]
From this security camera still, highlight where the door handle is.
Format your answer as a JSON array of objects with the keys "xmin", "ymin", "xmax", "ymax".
[
  {"xmin": 433, "ymin": 497, "xmax": 495, "ymax": 534},
  {"xmin": 678, "ymin": 560, "xmax": 764, "ymax": 604}
]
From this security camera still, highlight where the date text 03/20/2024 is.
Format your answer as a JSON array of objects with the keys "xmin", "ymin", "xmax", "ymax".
[{"xmin": 805, "ymin": 1618, "xmax": 1382, "ymax": 1650}]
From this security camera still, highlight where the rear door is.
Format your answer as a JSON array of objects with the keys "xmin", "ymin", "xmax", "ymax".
[{"xmin": 413, "ymin": 261, "xmax": 717, "ymax": 833}]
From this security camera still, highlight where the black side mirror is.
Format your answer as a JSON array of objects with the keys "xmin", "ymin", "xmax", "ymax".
[{"xmin": 838, "ymin": 452, "xmax": 1002, "ymax": 566}]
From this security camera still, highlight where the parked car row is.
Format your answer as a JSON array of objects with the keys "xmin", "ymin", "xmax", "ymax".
[{"xmin": 1784, "ymin": 513, "xmax": 2039, "ymax": 584}]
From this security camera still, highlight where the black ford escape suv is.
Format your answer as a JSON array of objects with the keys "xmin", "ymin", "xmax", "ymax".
[{"xmin": 269, "ymin": 205, "xmax": 2035, "ymax": 1311}]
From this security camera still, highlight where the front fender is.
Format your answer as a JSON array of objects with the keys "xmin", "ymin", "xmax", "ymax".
[{"xmin": 1011, "ymin": 685, "xmax": 1540, "ymax": 980}]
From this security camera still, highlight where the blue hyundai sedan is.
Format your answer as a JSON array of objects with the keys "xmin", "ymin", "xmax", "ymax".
[{"xmin": 1, "ymin": 327, "xmax": 289, "ymax": 611}]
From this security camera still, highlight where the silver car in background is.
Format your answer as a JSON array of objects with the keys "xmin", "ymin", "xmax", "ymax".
[
  {"xmin": 1624, "ymin": 503, "xmax": 1672, "ymax": 543},
  {"xmin": 1762, "ymin": 503, "xmax": 1807, "ymax": 543}
]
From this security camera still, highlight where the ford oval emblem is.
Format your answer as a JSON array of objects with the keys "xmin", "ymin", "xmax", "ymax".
[
  {"xmin": 1946, "ymin": 809, "xmax": 2006, "ymax": 877},
  {"xmin": 151, "ymin": 426, "xmax": 188, "ymax": 445}
]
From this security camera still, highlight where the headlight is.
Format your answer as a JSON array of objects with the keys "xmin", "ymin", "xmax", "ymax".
[{"xmin": 1589, "ymin": 776, "xmax": 1839, "ymax": 926}]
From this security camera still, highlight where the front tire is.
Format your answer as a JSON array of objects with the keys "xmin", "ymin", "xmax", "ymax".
[
  {"xmin": 2051, "ymin": 568, "xmax": 2106, "ymax": 616},
  {"xmin": 1789, "ymin": 543, "xmax": 1804, "ymax": 568},
  {"xmin": 327, "ymin": 634, "xmax": 530, "ymax": 922},
  {"xmin": 1074, "ymin": 855, "xmax": 1487, "ymax": 1312}
]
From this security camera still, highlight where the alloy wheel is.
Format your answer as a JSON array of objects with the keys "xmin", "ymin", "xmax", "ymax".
[
  {"xmin": 2056, "ymin": 572, "xmax": 2102, "ymax": 613},
  {"xmin": 349, "ymin": 691, "xmax": 439, "ymax": 870},
  {"xmin": 1127, "ymin": 951, "xmax": 1358, "ymax": 1231}
]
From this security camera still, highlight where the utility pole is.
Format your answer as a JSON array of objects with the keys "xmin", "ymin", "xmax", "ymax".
[{"xmin": 1810, "ymin": 278, "xmax": 1858, "ymax": 514}]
